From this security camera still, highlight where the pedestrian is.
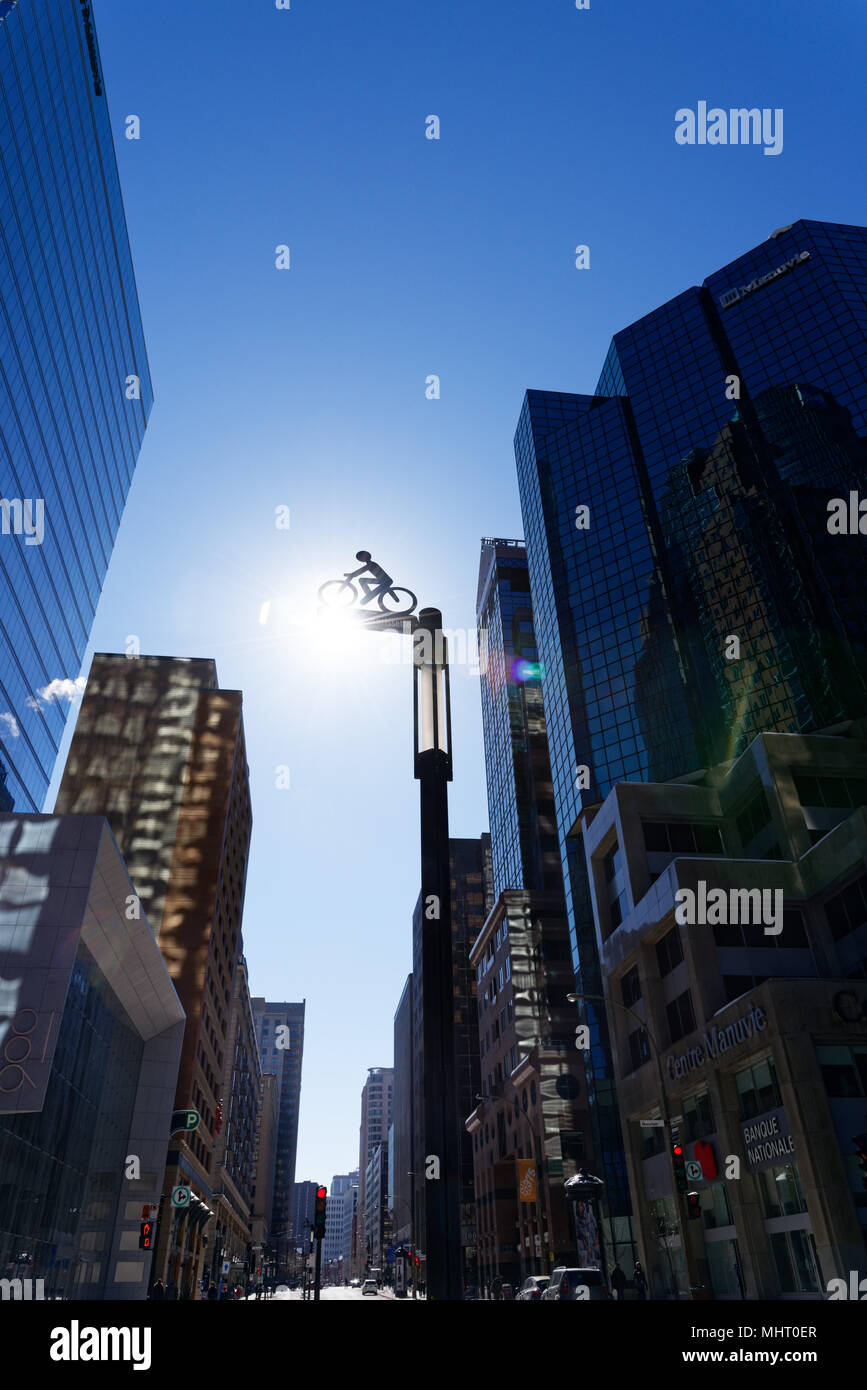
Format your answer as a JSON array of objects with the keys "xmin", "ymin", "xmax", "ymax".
[
  {"xmin": 491, "ymin": 1273, "xmax": 503, "ymax": 1302},
  {"xmin": 149, "ymin": 1279, "xmax": 164, "ymax": 1301},
  {"xmin": 207, "ymin": 1282, "xmax": 218, "ymax": 1301},
  {"xmin": 610, "ymin": 1263, "xmax": 627, "ymax": 1300},
  {"xmin": 634, "ymin": 1262, "xmax": 648, "ymax": 1300}
]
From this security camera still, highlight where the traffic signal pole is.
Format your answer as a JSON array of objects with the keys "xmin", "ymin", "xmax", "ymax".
[{"xmin": 313, "ymin": 1234, "xmax": 322, "ymax": 1302}]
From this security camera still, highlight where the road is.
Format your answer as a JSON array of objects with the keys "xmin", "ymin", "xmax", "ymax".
[{"xmin": 264, "ymin": 1286, "xmax": 416, "ymax": 1302}]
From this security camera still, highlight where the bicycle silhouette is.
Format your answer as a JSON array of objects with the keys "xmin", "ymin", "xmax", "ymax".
[{"xmin": 318, "ymin": 551, "xmax": 418, "ymax": 617}]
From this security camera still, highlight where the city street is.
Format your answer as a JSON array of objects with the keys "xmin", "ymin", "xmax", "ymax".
[{"xmin": 267, "ymin": 1286, "xmax": 412, "ymax": 1302}]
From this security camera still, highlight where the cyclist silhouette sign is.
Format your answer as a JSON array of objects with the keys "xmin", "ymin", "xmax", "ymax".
[{"xmin": 318, "ymin": 551, "xmax": 418, "ymax": 619}]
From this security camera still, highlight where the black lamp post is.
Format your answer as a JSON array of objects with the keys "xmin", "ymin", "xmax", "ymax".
[{"xmin": 412, "ymin": 609, "xmax": 462, "ymax": 1301}]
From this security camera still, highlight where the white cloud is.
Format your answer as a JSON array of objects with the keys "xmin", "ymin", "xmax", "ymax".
[
  {"xmin": 0, "ymin": 712, "xmax": 19, "ymax": 737},
  {"xmin": 27, "ymin": 675, "xmax": 87, "ymax": 710}
]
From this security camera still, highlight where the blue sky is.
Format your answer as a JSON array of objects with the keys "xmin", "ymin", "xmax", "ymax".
[{"xmin": 51, "ymin": 0, "xmax": 867, "ymax": 1185}]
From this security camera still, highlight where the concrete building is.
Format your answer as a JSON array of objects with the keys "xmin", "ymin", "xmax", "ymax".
[
  {"xmin": 251, "ymin": 998, "xmax": 305, "ymax": 1268},
  {"xmin": 322, "ymin": 1173, "xmax": 356, "ymax": 1280},
  {"xmin": 290, "ymin": 1180, "xmax": 318, "ymax": 1251},
  {"xmin": 355, "ymin": 1068, "xmax": 393, "ymax": 1275},
  {"xmin": 0, "ymin": 814, "xmax": 184, "ymax": 1299},
  {"xmin": 343, "ymin": 1180, "xmax": 359, "ymax": 1282},
  {"xmin": 364, "ymin": 1141, "xmax": 390, "ymax": 1276},
  {"xmin": 251, "ymin": 1072, "xmax": 279, "ymax": 1271},
  {"xmin": 210, "ymin": 954, "xmax": 261, "ymax": 1292},
  {"xmin": 580, "ymin": 722, "xmax": 867, "ymax": 1297},
  {"xmin": 392, "ymin": 977, "xmax": 414, "ymax": 1258},
  {"xmin": 54, "ymin": 654, "xmax": 253, "ymax": 1298},
  {"xmin": 465, "ymin": 891, "xmax": 589, "ymax": 1294}
]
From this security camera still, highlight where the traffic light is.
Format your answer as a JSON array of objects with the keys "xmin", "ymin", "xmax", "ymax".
[
  {"xmin": 139, "ymin": 1219, "xmax": 153, "ymax": 1250},
  {"xmin": 853, "ymin": 1133, "xmax": 867, "ymax": 1190},
  {"xmin": 686, "ymin": 1191, "xmax": 701, "ymax": 1221},
  {"xmin": 672, "ymin": 1142, "xmax": 687, "ymax": 1194},
  {"xmin": 314, "ymin": 1185, "xmax": 327, "ymax": 1239}
]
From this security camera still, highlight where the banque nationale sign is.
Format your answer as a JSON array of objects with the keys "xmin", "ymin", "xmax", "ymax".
[
  {"xmin": 666, "ymin": 1001, "xmax": 767, "ymax": 1081},
  {"xmin": 719, "ymin": 251, "xmax": 810, "ymax": 308},
  {"xmin": 741, "ymin": 1106, "xmax": 795, "ymax": 1171}
]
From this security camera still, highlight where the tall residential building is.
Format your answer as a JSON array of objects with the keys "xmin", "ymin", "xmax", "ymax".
[
  {"xmin": 54, "ymin": 654, "xmax": 252, "ymax": 1297},
  {"xmin": 0, "ymin": 813, "xmax": 184, "ymax": 1300},
  {"xmin": 0, "ymin": 0, "xmax": 152, "ymax": 812},
  {"xmin": 251, "ymin": 998, "xmax": 305, "ymax": 1260},
  {"xmin": 355, "ymin": 1068, "xmax": 393, "ymax": 1274},
  {"xmin": 580, "ymin": 722, "xmax": 867, "ymax": 1297},
  {"xmin": 410, "ymin": 837, "xmax": 492, "ymax": 1290},
  {"xmin": 514, "ymin": 218, "xmax": 867, "ymax": 1250}
]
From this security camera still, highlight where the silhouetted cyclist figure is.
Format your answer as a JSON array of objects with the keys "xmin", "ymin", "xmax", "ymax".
[{"xmin": 345, "ymin": 550, "xmax": 395, "ymax": 606}]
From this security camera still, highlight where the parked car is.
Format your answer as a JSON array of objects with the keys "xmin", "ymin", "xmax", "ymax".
[
  {"xmin": 541, "ymin": 1267, "xmax": 607, "ymax": 1301},
  {"xmin": 349, "ymin": 1278, "xmax": 360, "ymax": 1288},
  {"xmin": 517, "ymin": 1275, "xmax": 550, "ymax": 1301},
  {"xmin": 361, "ymin": 1279, "xmax": 378, "ymax": 1296}
]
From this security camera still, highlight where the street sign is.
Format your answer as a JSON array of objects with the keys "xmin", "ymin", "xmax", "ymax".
[
  {"xmin": 222, "ymin": 1261, "xmax": 230, "ymax": 1275},
  {"xmin": 171, "ymin": 1185, "xmax": 191, "ymax": 1209},
  {"xmin": 170, "ymin": 1109, "xmax": 200, "ymax": 1135},
  {"xmin": 685, "ymin": 1160, "xmax": 703, "ymax": 1182},
  {"xmin": 640, "ymin": 1118, "xmax": 665, "ymax": 1127}
]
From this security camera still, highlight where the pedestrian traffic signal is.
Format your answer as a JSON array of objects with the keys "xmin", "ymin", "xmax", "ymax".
[
  {"xmin": 686, "ymin": 1191, "xmax": 701, "ymax": 1221},
  {"xmin": 672, "ymin": 1142, "xmax": 687, "ymax": 1194},
  {"xmin": 314, "ymin": 1185, "xmax": 327, "ymax": 1238},
  {"xmin": 139, "ymin": 1219, "xmax": 153, "ymax": 1250},
  {"xmin": 853, "ymin": 1133, "xmax": 867, "ymax": 1190}
]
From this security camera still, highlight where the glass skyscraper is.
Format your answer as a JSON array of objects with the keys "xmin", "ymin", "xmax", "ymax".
[
  {"xmin": 0, "ymin": 0, "xmax": 152, "ymax": 811},
  {"xmin": 515, "ymin": 217, "xmax": 867, "ymax": 1235}
]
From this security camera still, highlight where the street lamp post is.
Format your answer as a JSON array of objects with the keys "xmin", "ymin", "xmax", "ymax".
[
  {"xmin": 413, "ymin": 609, "xmax": 462, "ymax": 1302},
  {"xmin": 317, "ymin": 563, "xmax": 463, "ymax": 1301}
]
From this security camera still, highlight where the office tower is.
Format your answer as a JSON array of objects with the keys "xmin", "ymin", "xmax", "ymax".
[
  {"xmin": 410, "ymin": 836, "xmax": 492, "ymax": 1290},
  {"xmin": 0, "ymin": 813, "xmax": 184, "ymax": 1300},
  {"xmin": 289, "ymin": 1180, "xmax": 318, "ymax": 1250},
  {"xmin": 472, "ymin": 542, "xmax": 592, "ymax": 1288},
  {"xmin": 54, "ymin": 654, "xmax": 252, "ymax": 1296},
  {"xmin": 356, "ymin": 1068, "xmax": 393, "ymax": 1274},
  {"xmin": 251, "ymin": 998, "xmax": 306, "ymax": 1263},
  {"xmin": 251, "ymin": 1073, "xmax": 279, "ymax": 1264},
  {"xmin": 477, "ymin": 540, "xmax": 564, "ymax": 899},
  {"xmin": 581, "ymin": 721, "xmax": 867, "ymax": 1297},
  {"xmin": 515, "ymin": 218, "xmax": 867, "ymax": 1250},
  {"xmin": 392, "ymin": 976, "xmax": 415, "ymax": 1263},
  {"xmin": 211, "ymin": 955, "xmax": 261, "ymax": 1290},
  {"xmin": 0, "ymin": 0, "xmax": 152, "ymax": 812}
]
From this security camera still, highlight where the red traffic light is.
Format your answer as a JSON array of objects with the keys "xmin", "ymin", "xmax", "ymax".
[
  {"xmin": 316, "ymin": 1186, "xmax": 327, "ymax": 1200},
  {"xmin": 673, "ymin": 1144, "xmax": 683, "ymax": 1156}
]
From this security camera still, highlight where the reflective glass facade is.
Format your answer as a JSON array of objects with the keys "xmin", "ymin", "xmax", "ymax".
[
  {"xmin": 0, "ymin": 941, "xmax": 143, "ymax": 1300},
  {"xmin": 515, "ymin": 218, "xmax": 867, "ymax": 1229},
  {"xmin": 477, "ymin": 540, "xmax": 564, "ymax": 900},
  {"xmin": 0, "ymin": 0, "xmax": 152, "ymax": 811}
]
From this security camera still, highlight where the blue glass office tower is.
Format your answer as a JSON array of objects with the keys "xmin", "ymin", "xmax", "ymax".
[
  {"xmin": 0, "ymin": 0, "xmax": 152, "ymax": 810},
  {"xmin": 515, "ymin": 218, "xmax": 867, "ymax": 1236},
  {"xmin": 476, "ymin": 538, "xmax": 564, "ymax": 900}
]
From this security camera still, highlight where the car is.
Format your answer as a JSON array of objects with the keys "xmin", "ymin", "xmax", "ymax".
[
  {"xmin": 349, "ymin": 1277, "xmax": 360, "ymax": 1288},
  {"xmin": 517, "ymin": 1275, "xmax": 550, "ymax": 1301},
  {"xmin": 541, "ymin": 1267, "xmax": 607, "ymax": 1301},
  {"xmin": 361, "ymin": 1279, "xmax": 378, "ymax": 1296},
  {"xmin": 463, "ymin": 1284, "xmax": 480, "ymax": 1301}
]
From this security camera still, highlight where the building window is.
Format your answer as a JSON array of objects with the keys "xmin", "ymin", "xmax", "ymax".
[
  {"xmin": 656, "ymin": 927, "xmax": 684, "ymax": 978},
  {"xmin": 735, "ymin": 1057, "xmax": 782, "ymax": 1120},
  {"xmin": 665, "ymin": 989, "xmax": 696, "ymax": 1045},
  {"xmin": 758, "ymin": 1164, "xmax": 807, "ymax": 1219},
  {"xmin": 621, "ymin": 966, "xmax": 641, "ymax": 1008},
  {"xmin": 824, "ymin": 874, "xmax": 867, "ymax": 944},
  {"xmin": 643, "ymin": 821, "xmax": 724, "ymax": 855},
  {"xmin": 769, "ymin": 1230, "xmax": 821, "ymax": 1295},
  {"xmin": 816, "ymin": 1044, "xmax": 867, "ymax": 1098},
  {"xmin": 736, "ymin": 788, "xmax": 773, "ymax": 846},
  {"xmin": 641, "ymin": 1121, "xmax": 665, "ymax": 1158},
  {"xmin": 793, "ymin": 773, "xmax": 867, "ymax": 810},
  {"xmin": 627, "ymin": 1025, "xmax": 651, "ymax": 1073},
  {"xmin": 505, "ymin": 957, "xmax": 511, "ymax": 981},
  {"xmin": 682, "ymin": 1089, "xmax": 714, "ymax": 1143},
  {"xmin": 507, "ymin": 1000, "xmax": 514, "ymax": 1024}
]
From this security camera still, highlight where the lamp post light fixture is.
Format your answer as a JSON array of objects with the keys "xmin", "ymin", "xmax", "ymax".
[{"xmin": 317, "ymin": 564, "xmax": 462, "ymax": 1301}]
